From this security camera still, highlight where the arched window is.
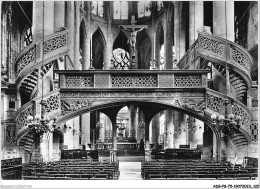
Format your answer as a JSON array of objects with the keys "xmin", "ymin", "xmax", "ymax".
[
  {"xmin": 157, "ymin": 1, "xmax": 164, "ymax": 12},
  {"xmin": 111, "ymin": 48, "xmax": 130, "ymax": 69},
  {"xmin": 138, "ymin": 1, "xmax": 151, "ymax": 18},
  {"xmin": 92, "ymin": 1, "xmax": 104, "ymax": 17},
  {"xmin": 23, "ymin": 27, "xmax": 32, "ymax": 47},
  {"xmin": 114, "ymin": 1, "xmax": 128, "ymax": 19},
  {"xmin": 159, "ymin": 45, "xmax": 164, "ymax": 70}
]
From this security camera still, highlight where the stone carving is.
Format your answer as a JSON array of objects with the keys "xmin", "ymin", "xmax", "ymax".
[
  {"xmin": 207, "ymin": 92, "xmax": 251, "ymax": 132},
  {"xmin": 43, "ymin": 34, "xmax": 67, "ymax": 55},
  {"xmin": 231, "ymin": 47, "xmax": 250, "ymax": 72},
  {"xmin": 232, "ymin": 104, "xmax": 251, "ymax": 132},
  {"xmin": 60, "ymin": 92, "xmax": 205, "ymax": 98},
  {"xmin": 42, "ymin": 93, "xmax": 60, "ymax": 114},
  {"xmin": 66, "ymin": 75, "xmax": 94, "ymax": 87},
  {"xmin": 200, "ymin": 36, "xmax": 224, "ymax": 56},
  {"xmin": 16, "ymin": 47, "xmax": 35, "ymax": 75},
  {"xmin": 95, "ymin": 74, "xmax": 109, "ymax": 88},
  {"xmin": 180, "ymin": 99, "xmax": 206, "ymax": 113},
  {"xmin": 6, "ymin": 124, "xmax": 16, "ymax": 143},
  {"xmin": 61, "ymin": 100, "xmax": 93, "ymax": 115},
  {"xmin": 16, "ymin": 106, "xmax": 33, "ymax": 130},
  {"xmin": 111, "ymin": 75, "xmax": 157, "ymax": 87},
  {"xmin": 250, "ymin": 122, "xmax": 258, "ymax": 142},
  {"xmin": 174, "ymin": 75, "xmax": 201, "ymax": 87}
]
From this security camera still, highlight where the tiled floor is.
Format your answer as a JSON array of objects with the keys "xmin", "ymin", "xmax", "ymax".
[{"xmin": 118, "ymin": 162, "xmax": 142, "ymax": 180}]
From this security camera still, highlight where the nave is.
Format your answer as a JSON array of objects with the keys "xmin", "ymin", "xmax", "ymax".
[{"xmin": 1, "ymin": 156, "xmax": 258, "ymax": 180}]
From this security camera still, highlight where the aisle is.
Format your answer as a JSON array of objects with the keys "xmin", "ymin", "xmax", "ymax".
[{"xmin": 118, "ymin": 162, "xmax": 142, "ymax": 180}]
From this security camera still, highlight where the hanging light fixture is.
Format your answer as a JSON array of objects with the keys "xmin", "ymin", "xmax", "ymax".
[{"xmin": 26, "ymin": 2, "xmax": 57, "ymax": 135}]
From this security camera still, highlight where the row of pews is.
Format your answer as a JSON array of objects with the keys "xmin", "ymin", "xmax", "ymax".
[
  {"xmin": 22, "ymin": 159, "xmax": 120, "ymax": 180},
  {"xmin": 1, "ymin": 158, "xmax": 22, "ymax": 180},
  {"xmin": 141, "ymin": 159, "xmax": 258, "ymax": 180}
]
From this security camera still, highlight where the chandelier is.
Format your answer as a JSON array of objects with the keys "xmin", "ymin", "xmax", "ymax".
[
  {"xmin": 211, "ymin": 99, "xmax": 241, "ymax": 137},
  {"xmin": 27, "ymin": 100, "xmax": 58, "ymax": 135}
]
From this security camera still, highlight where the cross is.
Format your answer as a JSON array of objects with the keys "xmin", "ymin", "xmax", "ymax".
[{"xmin": 119, "ymin": 15, "xmax": 148, "ymax": 68}]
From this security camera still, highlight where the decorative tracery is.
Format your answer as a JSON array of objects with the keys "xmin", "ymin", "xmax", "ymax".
[{"xmin": 111, "ymin": 48, "xmax": 130, "ymax": 69}]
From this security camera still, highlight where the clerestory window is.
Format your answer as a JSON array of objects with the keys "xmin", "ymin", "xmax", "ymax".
[
  {"xmin": 137, "ymin": 1, "xmax": 151, "ymax": 18},
  {"xmin": 92, "ymin": 1, "xmax": 104, "ymax": 17},
  {"xmin": 114, "ymin": 1, "xmax": 128, "ymax": 19},
  {"xmin": 23, "ymin": 27, "xmax": 32, "ymax": 47}
]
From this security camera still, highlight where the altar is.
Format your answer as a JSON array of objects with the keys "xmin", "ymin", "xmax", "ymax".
[{"xmin": 97, "ymin": 142, "xmax": 137, "ymax": 150}]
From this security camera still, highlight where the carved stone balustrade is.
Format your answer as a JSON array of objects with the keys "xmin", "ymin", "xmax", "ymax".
[
  {"xmin": 57, "ymin": 70, "xmax": 209, "ymax": 89},
  {"xmin": 206, "ymin": 88, "xmax": 253, "ymax": 141},
  {"xmin": 15, "ymin": 30, "xmax": 68, "ymax": 87},
  {"xmin": 178, "ymin": 33, "xmax": 253, "ymax": 87}
]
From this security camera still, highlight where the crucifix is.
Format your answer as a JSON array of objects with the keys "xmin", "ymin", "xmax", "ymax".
[{"xmin": 119, "ymin": 15, "xmax": 147, "ymax": 68}]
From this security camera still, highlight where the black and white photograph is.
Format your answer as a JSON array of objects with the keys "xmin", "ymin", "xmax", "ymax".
[{"xmin": 0, "ymin": 1, "xmax": 258, "ymax": 188}]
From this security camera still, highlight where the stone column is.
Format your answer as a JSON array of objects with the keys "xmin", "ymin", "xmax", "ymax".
[
  {"xmin": 213, "ymin": 1, "xmax": 235, "ymax": 42},
  {"xmin": 164, "ymin": 4, "xmax": 174, "ymax": 69},
  {"xmin": 189, "ymin": 1, "xmax": 204, "ymax": 47},
  {"xmin": 33, "ymin": 1, "xmax": 55, "ymax": 41},
  {"xmin": 54, "ymin": 1, "xmax": 65, "ymax": 31},
  {"xmin": 111, "ymin": 118, "xmax": 117, "ymax": 151},
  {"xmin": 165, "ymin": 110, "xmax": 174, "ymax": 149},
  {"xmin": 145, "ymin": 121, "xmax": 150, "ymax": 150},
  {"xmin": 128, "ymin": 105, "xmax": 137, "ymax": 138},
  {"xmin": 82, "ymin": 32, "xmax": 90, "ymax": 70},
  {"xmin": 81, "ymin": 113, "xmax": 91, "ymax": 149},
  {"xmin": 74, "ymin": 2, "xmax": 80, "ymax": 69},
  {"xmin": 151, "ymin": 114, "xmax": 160, "ymax": 149},
  {"xmin": 173, "ymin": 112, "xmax": 187, "ymax": 147},
  {"xmin": 65, "ymin": 1, "xmax": 75, "ymax": 66},
  {"xmin": 174, "ymin": 2, "xmax": 186, "ymax": 62}
]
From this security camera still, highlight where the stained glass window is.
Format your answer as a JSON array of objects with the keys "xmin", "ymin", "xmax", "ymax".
[
  {"xmin": 92, "ymin": 1, "xmax": 104, "ymax": 17},
  {"xmin": 24, "ymin": 27, "xmax": 32, "ymax": 47},
  {"xmin": 111, "ymin": 48, "xmax": 130, "ymax": 69},
  {"xmin": 114, "ymin": 1, "xmax": 128, "ymax": 19},
  {"xmin": 138, "ymin": 1, "xmax": 151, "ymax": 18},
  {"xmin": 157, "ymin": 1, "xmax": 164, "ymax": 12}
]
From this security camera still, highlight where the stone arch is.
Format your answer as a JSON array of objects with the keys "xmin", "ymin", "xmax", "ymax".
[
  {"xmin": 113, "ymin": 30, "xmax": 129, "ymax": 52},
  {"xmin": 92, "ymin": 27, "xmax": 106, "ymax": 69},
  {"xmin": 136, "ymin": 29, "xmax": 151, "ymax": 69}
]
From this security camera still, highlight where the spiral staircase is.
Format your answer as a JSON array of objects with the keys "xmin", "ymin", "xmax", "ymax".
[
  {"xmin": 14, "ymin": 30, "xmax": 253, "ymax": 160},
  {"xmin": 178, "ymin": 32, "xmax": 253, "ymax": 150},
  {"xmin": 14, "ymin": 30, "xmax": 69, "ymax": 158}
]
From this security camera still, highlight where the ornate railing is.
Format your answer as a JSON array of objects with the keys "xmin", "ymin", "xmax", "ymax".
[
  {"xmin": 178, "ymin": 33, "xmax": 253, "ymax": 86},
  {"xmin": 15, "ymin": 91, "xmax": 61, "ymax": 141},
  {"xmin": 15, "ymin": 30, "xmax": 68, "ymax": 86},
  {"xmin": 57, "ymin": 70, "xmax": 209, "ymax": 89},
  {"xmin": 206, "ymin": 89, "xmax": 253, "ymax": 134}
]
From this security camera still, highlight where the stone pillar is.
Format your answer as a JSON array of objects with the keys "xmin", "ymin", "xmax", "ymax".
[
  {"xmin": 54, "ymin": 1, "xmax": 65, "ymax": 31},
  {"xmin": 151, "ymin": 114, "xmax": 160, "ymax": 149},
  {"xmin": 189, "ymin": 1, "xmax": 204, "ymax": 47},
  {"xmin": 81, "ymin": 113, "xmax": 91, "ymax": 150},
  {"xmin": 220, "ymin": 133, "xmax": 228, "ymax": 161},
  {"xmin": 74, "ymin": 2, "xmax": 80, "ymax": 69},
  {"xmin": 164, "ymin": 4, "xmax": 174, "ymax": 69},
  {"xmin": 173, "ymin": 112, "xmax": 187, "ymax": 147},
  {"xmin": 65, "ymin": 1, "xmax": 75, "ymax": 66},
  {"xmin": 111, "ymin": 119, "xmax": 117, "ymax": 151},
  {"xmin": 165, "ymin": 110, "xmax": 174, "ymax": 149},
  {"xmin": 174, "ymin": 2, "xmax": 186, "ymax": 61},
  {"xmin": 105, "ymin": 36, "xmax": 113, "ymax": 69},
  {"xmin": 33, "ymin": 1, "xmax": 55, "ymax": 41},
  {"xmin": 128, "ymin": 105, "xmax": 137, "ymax": 138},
  {"xmin": 213, "ymin": 1, "xmax": 235, "ymax": 42},
  {"xmin": 145, "ymin": 121, "xmax": 150, "ymax": 150},
  {"xmin": 82, "ymin": 33, "xmax": 90, "ymax": 70}
]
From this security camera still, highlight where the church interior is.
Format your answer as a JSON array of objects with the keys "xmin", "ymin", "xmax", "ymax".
[{"xmin": 1, "ymin": 1, "xmax": 258, "ymax": 182}]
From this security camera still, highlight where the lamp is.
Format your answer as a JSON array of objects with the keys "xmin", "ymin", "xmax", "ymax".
[{"xmin": 211, "ymin": 99, "xmax": 241, "ymax": 137}]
